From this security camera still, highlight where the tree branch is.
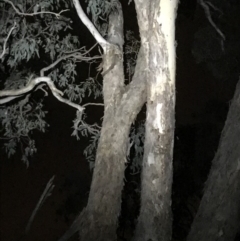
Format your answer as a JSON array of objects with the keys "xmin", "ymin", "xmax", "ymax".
[
  {"xmin": 83, "ymin": 102, "xmax": 104, "ymax": 107},
  {"xmin": 0, "ymin": 77, "xmax": 84, "ymax": 113},
  {"xmin": 40, "ymin": 52, "xmax": 101, "ymax": 76},
  {"xmin": 0, "ymin": 21, "xmax": 16, "ymax": 60},
  {"xmin": 0, "ymin": 77, "xmax": 61, "ymax": 97},
  {"xmin": 72, "ymin": 0, "xmax": 110, "ymax": 52}
]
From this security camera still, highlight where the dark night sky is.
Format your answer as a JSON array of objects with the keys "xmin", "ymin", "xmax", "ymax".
[{"xmin": 1, "ymin": 1, "xmax": 240, "ymax": 241}]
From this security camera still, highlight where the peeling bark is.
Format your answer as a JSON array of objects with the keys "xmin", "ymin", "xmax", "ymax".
[
  {"xmin": 133, "ymin": 0, "xmax": 178, "ymax": 240},
  {"xmin": 187, "ymin": 79, "xmax": 240, "ymax": 241}
]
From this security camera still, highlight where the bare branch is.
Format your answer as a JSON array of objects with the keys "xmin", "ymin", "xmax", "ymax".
[
  {"xmin": 40, "ymin": 52, "xmax": 101, "ymax": 76},
  {"xmin": 72, "ymin": 0, "xmax": 110, "ymax": 52},
  {"xmin": 0, "ymin": 21, "xmax": 16, "ymax": 60},
  {"xmin": 82, "ymin": 42, "xmax": 99, "ymax": 56},
  {"xmin": 40, "ymin": 54, "xmax": 76, "ymax": 76},
  {"xmin": 3, "ymin": 0, "xmax": 69, "ymax": 18},
  {"xmin": 0, "ymin": 96, "xmax": 21, "ymax": 104},
  {"xmin": 35, "ymin": 84, "xmax": 48, "ymax": 96},
  {"xmin": 0, "ymin": 77, "xmax": 84, "ymax": 113},
  {"xmin": 0, "ymin": 77, "xmax": 61, "ymax": 97},
  {"xmin": 83, "ymin": 102, "xmax": 104, "ymax": 107},
  {"xmin": 63, "ymin": 43, "xmax": 98, "ymax": 55}
]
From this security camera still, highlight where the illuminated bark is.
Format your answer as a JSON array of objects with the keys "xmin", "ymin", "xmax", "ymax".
[{"xmin": 133, "ymin": 1, "xmax": 178, "ymax": 240}]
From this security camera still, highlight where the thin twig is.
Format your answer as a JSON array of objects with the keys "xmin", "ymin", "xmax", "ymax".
[
  {"xmin": 83, "ymin": 102, "xmax": 104, "ymax": 107},
  {"xmin": 82, "ymin": 43, "xmax": 99, "ymax": 56},
  {"xmin": 40, "ymin": 53, "xmax": 101, "ymax": 76},
  {"xmin": 0, "ymin": 21, "xmax": 16, "ymax": 60}
]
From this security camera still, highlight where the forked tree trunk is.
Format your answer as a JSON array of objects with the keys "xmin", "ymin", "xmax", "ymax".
[
  {"xmin": 133, "ymin": 0, "xmax": 178, "ymax": 241},
  {"xmin": 76, "ymin": 5, "xmax": 148, "ymax": 240},
  {"xmin": 187, "ymin": 79, "xmax": 240, "ymax": 241},
  {"xmin": 77, "ymin": 10, "xmax": 147, "ymax": 241},
  {"xmin": 58, "ymin": 2, "xmax": 147, "ymax": 240}
]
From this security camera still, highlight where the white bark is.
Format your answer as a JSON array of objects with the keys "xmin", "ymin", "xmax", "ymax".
[
  {"xmin": 0, "ymin": 77, "xmax": 84, "ymax": 114},
  {"xmin": 133, "ymin": 0, "xmax": 178, "ymax": 240},
  {"xmin": 72, "ymin": 0, "xmax": 109, "ymax": 52}
]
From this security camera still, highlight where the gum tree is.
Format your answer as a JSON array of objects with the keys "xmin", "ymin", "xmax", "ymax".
[
  {"xmin": 0, "ymin": 0, "xmax": 178, "ymax": 241},
  {"xmin": 132, "ymin": 1, "xmax": 177, "ymax": 241}
]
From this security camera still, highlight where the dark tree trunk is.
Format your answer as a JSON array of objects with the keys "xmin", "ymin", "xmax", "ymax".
[{"xmin": 187, "ymin": 79, "xmax": 240, "ymax": 241}]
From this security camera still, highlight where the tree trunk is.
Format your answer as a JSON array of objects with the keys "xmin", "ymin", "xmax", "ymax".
[
  {"xmin": 133, "ymin": 1, "xmax": 178, "ymax": 241},
  {"xmin": 77, "ymin": 7, "xmax": 147, "ymax": 241},
  {"xmin": 76, "ymin": 5, "xmax": 148, "ymax": 239},
  {"xmin": 58, "ymin": 2, "xmax": 148, "ymax": 239},
  {"xmin": 187, "ymin": 79, "xmax": 240, "ymax": 241},
  {"xmin": 78, "ymin": 119, "xmax": 130, "ymax": 241}
]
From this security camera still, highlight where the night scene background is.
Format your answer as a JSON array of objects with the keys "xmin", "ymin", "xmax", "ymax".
[{"xmin": 1, "ymin": 0, "xmax": 240, "ymax": 241}]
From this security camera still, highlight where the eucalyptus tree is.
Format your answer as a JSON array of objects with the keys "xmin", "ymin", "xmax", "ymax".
[
  {"xmin": 132, "ymin": 1, "xmax": 177, "ymax": 240},
  {"xmin": 0, "ymin": 0, "xmax": 178, "ymax": 241}
]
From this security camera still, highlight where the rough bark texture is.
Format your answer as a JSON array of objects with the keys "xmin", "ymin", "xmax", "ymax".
[
  {"xmin": 75, "ymin": 3, "xmax": 147, "ymax": 241},
  {"xmin": 58, "ymin": 1, "xmax": 147, "ymax": 240},
  {"xmin": 133, "ymin": 0, "xmax": 178, "ymax": 241},
  {"xmin": 59, "ymin": 47, "xmax": 146, "ymax": 241},
  {"xmin": 187, "ymin": 79, "xmax": 240, "ymax": 241}
]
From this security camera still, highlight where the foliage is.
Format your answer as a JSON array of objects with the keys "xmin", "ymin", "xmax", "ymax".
[
  {"xmin": 125, "ymin": 30, "xmax": 140, "ymax": 83},
  {"xmin": 0, "ymin": 0, "xmax": 73, "ymax": 67},
  {"xmin": 0, "ymin": 0, "xmax": 143, "ymax": 171},
  {"xmin": 128, "ymin": 120, "xmax": 145, "ymax": 174},
  {"xmin": 82, "ymin": 123, "xmax": 101, "ymax": 169},
  {"xmin": 0, "ymin": 0, "xmax": 84, "ymax": 164},
  {"xmin": 0, "ymin": 94, "xmax": 47, "ymax": 167},
  {"xmin": 63, "ymin": 76, "xmax": 102, "ymax": 103},
  {"xmin": 85, "ymin": 0, "xmax": 119, "ymax": 36}
]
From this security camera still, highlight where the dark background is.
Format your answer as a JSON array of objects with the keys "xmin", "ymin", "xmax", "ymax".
[{"xmin": 1, "ymin": 0, "xmax": 240, "ymax": 240}]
